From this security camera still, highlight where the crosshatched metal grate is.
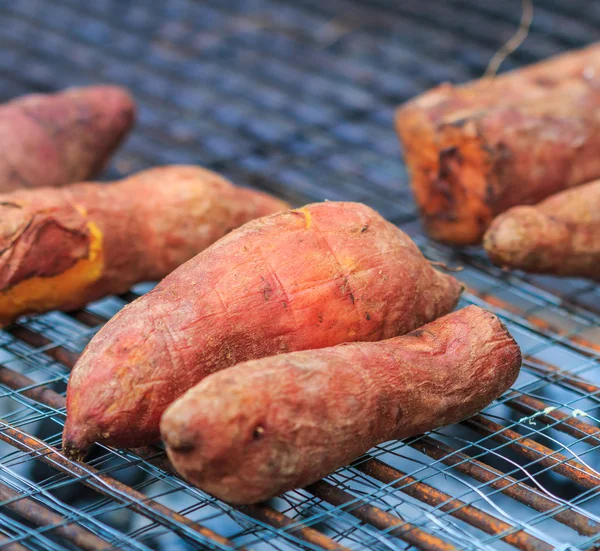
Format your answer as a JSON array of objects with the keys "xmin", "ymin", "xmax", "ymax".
[{"xmin": 0, "ymin": 0, "xmax": 598, "ymax": 549}]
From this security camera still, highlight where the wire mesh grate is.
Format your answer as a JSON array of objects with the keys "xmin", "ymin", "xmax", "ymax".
[{"xmin": 0, "ymin": 0, "xmax": 598, "ymax": 549}]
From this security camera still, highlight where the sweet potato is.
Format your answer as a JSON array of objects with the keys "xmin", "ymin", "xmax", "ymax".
[
  {"xmin": 161, "ymin": 305, "xmax": 521, "ymax": 504},
  {"xmin": 483, "ymin": 180, "xmax": 600, "ymax": 279},
  {"xmin": 0, "ymin": 165, "xmax": 288, "ymax": 326},
  {"xmin": 63, "ymin": 201, "xmax": 463, "ymax": 458},
  {"xmin": 396, "ymin": 43, "xmax": 600, "ymax": 245},
  {"xmin": 0, "ymin": 86, "xmax": 135, "ymax": 192}
]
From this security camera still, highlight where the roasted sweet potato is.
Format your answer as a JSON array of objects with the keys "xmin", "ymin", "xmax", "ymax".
[
  {"xmin": 0, "ymin": 86, "xmax": 135, "ymax": 192},
  {"xmin": 0, "ymin": 165, "xmax": 288, "ymax": 326},
  {"xmin": 63, "ymin": 201, "xmax": 463, "ymax": 458},
  {"xmin": 161, "ymin": 305, "xmax": 521, "ymax": 504},
  {"xmin": 484, "ymin": 180, "xmax": 600, "ymax": 279},
  {"xmin": 396, "ymin": 43, "xmax": 600, "ymax": 245}
]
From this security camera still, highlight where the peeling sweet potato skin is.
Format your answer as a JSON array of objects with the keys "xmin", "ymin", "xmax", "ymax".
[
  {"xmin": 161, "ymin": 305, "xmax": 521, "ymax": 504},
  {"xmin": 484, "ymin": 180, "xmax": 600, "ymax": 279},
  {"xmin": 0, "ymin": 165, "xmax": 288, "ymax": 325},
  {"xmin": 0, "ymin": 199, "xmax": 89, "ymax": 290},
  {"xmin": 63, "ymin": 202, "xmax": 463, "ymax": 458},
  {"xmin": 396, "ymin": 43, "xmax": 600, "ymax": 245},
  {"xmin": 0, "ymin": 86, "xmax": 135, "ymax": 192}
]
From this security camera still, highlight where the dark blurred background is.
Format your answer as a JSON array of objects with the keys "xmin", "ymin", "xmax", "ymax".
[{"xmin": 3, "ymin": 0, "xmax": 599, "ymax": 226}]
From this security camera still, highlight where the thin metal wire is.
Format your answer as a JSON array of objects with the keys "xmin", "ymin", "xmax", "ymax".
[{"xmin": 484, "ymin": 0, "xmax": 534, "ymax": 78}]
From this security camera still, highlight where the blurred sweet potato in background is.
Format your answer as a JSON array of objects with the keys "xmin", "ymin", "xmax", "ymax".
[
  {"xmin": 484, "ymin": 179, "xmax": 600, "ymax": 279},
  {"xmin": 0, "ymin": 85, "xmax": 135, "ymax": 192},
  {"xmin": 396, "ymin": 43, "xmax": 600, "ymax": 245}
]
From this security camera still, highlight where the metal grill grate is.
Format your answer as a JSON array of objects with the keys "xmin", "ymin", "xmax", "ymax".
[{"xmin": 0, "ymin": 0, "xmax": 598, "ymax": 549}]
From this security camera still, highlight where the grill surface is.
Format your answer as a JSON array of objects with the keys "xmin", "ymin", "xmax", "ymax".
[{"xmin": 0, "ymin": 0, "xmax": 599, "ymax": 549}]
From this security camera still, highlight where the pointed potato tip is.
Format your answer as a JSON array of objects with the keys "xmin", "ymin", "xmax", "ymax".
[
  {"xmin": 62, "ymin": 441, "xmax": 89, "ymax": 462},
  {"xmin": 62, "ymin": 427, "xmax": 93, "ymax": 461}
]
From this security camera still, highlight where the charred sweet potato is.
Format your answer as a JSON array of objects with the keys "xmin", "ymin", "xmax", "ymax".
[
  {"xmin": 396, "ymin": 43, "xmax": 600, "ymax": 245},
  {"xmin": 0, "ymin": 165, "xmax": 287, "ymax": 326},
  {"xmin": 484, "ymin": 180, "xmax": 600, "ymax": 279},
  {"xmin": 161, "ymin": 305, "xmax": 521, "ymax": 504},
  {"xmin": 63, "ymin": 201, "xmax": 463, "ymax": 458},
  {"xmin": 0, "ymin": 86, "xmax": 135, "ymax": 192}
]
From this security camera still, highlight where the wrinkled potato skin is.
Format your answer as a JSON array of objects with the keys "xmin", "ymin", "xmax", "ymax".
[
  {"xmin": 63, "ymin": 202, "xmax": 463, "ymax": 457},
  {"xmin": 0, "ymin": 165, "xmax": 288, "ymax": 325},
  {"xmin": 396, "ymin": 43, "xmax": 600, "ymax": 245},
  {"xmin": 162, "ymin": 306, "xmax": 521, "ymax": 504},
  {"xmin": 0, "ymin": 86, "xmax": 135, "ymax": 192},
  {"xmin": 484, "ymin": 180, "xmax": 600, "ymax": 279}
]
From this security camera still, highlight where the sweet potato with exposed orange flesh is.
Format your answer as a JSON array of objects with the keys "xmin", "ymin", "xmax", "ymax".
[
  {"xmin": 0, "ymin": 165, "xmax": 287, "ymax": 326},
  {"xmin": 0, "ymin": 86, "xmax": 135, "ymax": 192},
  {"xmin": 161, "ymin": 305, "xmax": 521, "ymax": 504},
  {"xmin": 396, "ymin": 43, "xmax": 600, "ymax": 245},
  {"xmin": 484, "ymin": 180, "xmax": 600, "ymax": 280},
  {"xmin": 63, "ymin": 201, "xmax": 463, "ymax": 458}
]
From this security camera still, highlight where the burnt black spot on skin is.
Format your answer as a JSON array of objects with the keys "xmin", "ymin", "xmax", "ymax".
[
  {"xmin": 365, "ymin": 312, "xmax": 371, "ymax": 321},
  {"xmin": 252, "ymin": 425, "xmax": 265, "ymax": 440},
  {"xmin": 349, "ymin": 293, "xmax": 355, "ymax": 304},
  {"xmin": 439, "ymin": 147, "xmax": 462, "ymax": 174},
  {"xmin": 434, "ymin": 147, "xmax": 465, "ymax": 214},
  {"xmin": 434, "ymin": 148, "xmax": 462, "ymax": 204},
  {"xmin": 361, "ymin": 224, "xmax": 369, "ymax": 233},
  {"xmin": 318, "ymin": 313, "xmax": 323, "ymax": 324},
  {"xmin": 282, "ymin": 301, "xmax": 287, "ymax": 309}
]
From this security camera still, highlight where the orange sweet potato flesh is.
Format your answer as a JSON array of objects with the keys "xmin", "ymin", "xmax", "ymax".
[
  {"xmin": 396, "ymin": 43, "xmax": 600, "ymax": 245},
  {"xmin": 0, "ymin": 86, "xmax": 135, "ymax": 192},
  {"xmin": 0, "ymin": 165, "xmax": 288, "ymax": 326},
  {"xmin": 484, "ymin": 179, "xmax": 600, "ymax": 280},
  {"xmin": 63, "ymin": 202, "xmax": 463, "ymax": 458},
  {"xmin": 161, "ymin": 305, "xmax": 521, "ymax": 504}
]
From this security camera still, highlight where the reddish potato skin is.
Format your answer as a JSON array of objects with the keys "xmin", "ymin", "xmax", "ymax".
[
  {"xmin": 161, "ymin": 306, "xmax": 521, "ymax": 504},
  {"xmin": 484, "ymin": 180, "xmax": 600, "ymax": 279},
  {"xmin": 63, "ymin": 202, "xmax": 463, "ymax": 458},
  {"xmin": 396, "ymin": 43, "xmax": 600, "ymax": 245},
  {"xmin": 0, "ymin": 165, "xmax": 288, "ymax": 325},
  {"xmin": 0, "ymin": 86, "xmax": 135, "ymax": 192}
]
